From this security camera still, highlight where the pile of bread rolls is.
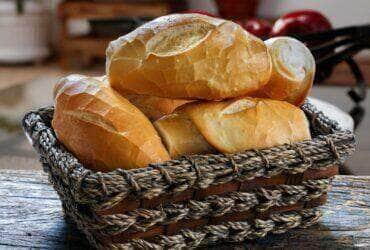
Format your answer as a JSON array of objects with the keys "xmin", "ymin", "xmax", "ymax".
[{"xmin": 52, "ymin": 14, "xmax": 315, "ymax": 172}]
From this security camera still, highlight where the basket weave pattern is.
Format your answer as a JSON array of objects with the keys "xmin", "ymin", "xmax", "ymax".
[
  {"xmin": 22, "ymin": 101, "xmax": 355, "ymax": 249},
  {"xmin": 95, "ymin": 179, "xmax": 329, "ymax": 236}
]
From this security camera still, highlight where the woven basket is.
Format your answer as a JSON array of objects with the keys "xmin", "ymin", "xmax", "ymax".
[{"xmin": 22, "ymin": 101, "xmax": 355, "ymax": 249}]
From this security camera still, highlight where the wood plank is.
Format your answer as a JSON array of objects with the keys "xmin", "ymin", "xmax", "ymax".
[
  {"xmin": 0, "ymin": 170, "xmax": 368, "ymax": 249},
  {"xmin": 0, "ymin": 170, "xmax": 89, "ymax": 249}
]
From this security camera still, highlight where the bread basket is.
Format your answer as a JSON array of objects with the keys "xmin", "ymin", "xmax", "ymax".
[{"xmin": 22, "ymin": 101, "xmax": 355, "ymax": 249}]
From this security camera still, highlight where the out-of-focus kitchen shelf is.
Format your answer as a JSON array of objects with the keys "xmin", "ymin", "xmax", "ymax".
[
  {"xmin": 59, "ymin": 36, "xmax": 112, "ymax": 65},
  {"xmin": 58, "ymin": 1, "xmax": 170, "ymax": 69}
]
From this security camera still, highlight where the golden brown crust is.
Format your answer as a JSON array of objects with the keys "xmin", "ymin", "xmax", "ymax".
[
  {"xmin": 123, "ymin": 94, "xmax": 194, "ymax": 121},
  {"xmin": 106, "ymin": 14, "xmax": 272, "ymax": 100},
  {"xmin": 52, "ymin": 75, "xmax": 170, "ymax": 172},
  {"xmin": 154, "ymin": 112, "xmax": 216, "ymax": 158},
  {"xmin": 154, "ymin": 98, "xmax": 311, "ymax": 156},
  {"xmin": 97, "ymin": 75, "xmax": 194, "ymax": 121},
  {"xmin": 256, "ymin": 37, "xmax": 315, "ymax": 106}
]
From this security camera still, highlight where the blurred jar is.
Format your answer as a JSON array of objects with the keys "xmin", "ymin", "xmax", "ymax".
[{"xmin": 0, "ymin": 0, "xmax": 50, "ymax": 63}]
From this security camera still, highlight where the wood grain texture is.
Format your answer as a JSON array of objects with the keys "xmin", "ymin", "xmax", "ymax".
[
  {"xmin": 0, "ymin": 170, "xmax": 89, "ymax": 249},
  {"xmin": 0, "ymin": 170, "xmax": 368, "ymax": 249}
]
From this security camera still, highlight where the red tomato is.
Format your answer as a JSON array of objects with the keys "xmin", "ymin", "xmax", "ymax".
[{"xmin": 271, "ymin": 10, "xmax": 332, "ymax": 36}]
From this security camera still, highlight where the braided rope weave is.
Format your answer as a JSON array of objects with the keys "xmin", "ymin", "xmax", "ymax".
[
  {"xmin": 95, "ymin": 179, "xmax": 329, "ymax": 236},
  {"xmin": 53, "ymin": 167, "xmax": 322, "ymax": 250},
  {"xmin": 51, "ymin": 163, "xmax": 323, "ymax": 250},
  {"xmin": 108, "ymin": 208, "xmax": 322, "ymax": 249},
  {"xmin": 22, "ymin": 102, "xmax": 355, "ymax": 211}
]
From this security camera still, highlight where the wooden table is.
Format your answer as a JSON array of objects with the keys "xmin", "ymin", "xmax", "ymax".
[{"xmin": 0, "ymin": 170, "xmax": 368, "ymax": 249}]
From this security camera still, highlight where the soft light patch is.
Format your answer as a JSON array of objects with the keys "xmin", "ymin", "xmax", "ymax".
[{"xmin": 222, "ymin": 98, "xmax": 256, "ymax": 115}]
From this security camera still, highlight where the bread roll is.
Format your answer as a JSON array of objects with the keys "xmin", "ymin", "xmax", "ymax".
[
  {"xmin": 123, "ymin": 94, "xmax": 194, "ymax": 121},
  {"xmin": 106, "ymin": 13, "xmax": 272, "ymax": 100},
  {"xmin": 256, "ymin": 37, "xmax": 315, "ymax": 106},
  {"xmin": 154, "ymin": 98, "xmax": 311, "ymax": 158},
  {"xmin": 52, "ymin": 75, "xmax": 170, "ymax": 172},
  {"xmin": 154, "ymin": 112, "xmax": 216, "ymax": 158}
]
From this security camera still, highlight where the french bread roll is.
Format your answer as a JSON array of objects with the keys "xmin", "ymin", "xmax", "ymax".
[
  {"xmin": 154, "ymin": 97, "xmax": 311, "ymax": 158},
  {"xmin": 52, "ymin": 75, "xmax": 170, "ymax": 172},
  {"xmin": 256, "ymin": 37, "xmax": 315, "ymax": 106},
  {"xmin": 106, "ymin": 13, "xmax": 272, "ymax": 100}
]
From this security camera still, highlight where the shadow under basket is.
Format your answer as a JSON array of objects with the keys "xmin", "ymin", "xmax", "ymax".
[{"xmin": 22, "ymin": 101, "xmax": 356, "ymax": 249}]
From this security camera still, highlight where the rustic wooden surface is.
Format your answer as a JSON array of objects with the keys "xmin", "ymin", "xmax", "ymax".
[{"xmin": 0, "ymin": 170, "xmax": 368, "ymax": 249}]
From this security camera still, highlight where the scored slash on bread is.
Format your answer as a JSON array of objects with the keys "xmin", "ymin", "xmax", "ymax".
[
  {"xmin": 121, "ymin": 94, "xmax": 194, "ymax": 121},
  {"xmin": 106, "ymin": 14, "xmax": 272, "ymax": 100}
]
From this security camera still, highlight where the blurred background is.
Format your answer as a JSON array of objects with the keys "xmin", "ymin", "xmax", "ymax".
[{"xmin": 0, "ymin": 0, "xmax": 369, "ymax": 174}]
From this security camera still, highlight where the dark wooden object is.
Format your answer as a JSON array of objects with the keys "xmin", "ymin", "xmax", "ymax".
[
  {"xmin": 0, "ymin": 170, "xmax": 368, "ymax": 249},
  {"xmin": 57, "ymin": 1, "xmax": 170, "ymax": 69}
]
